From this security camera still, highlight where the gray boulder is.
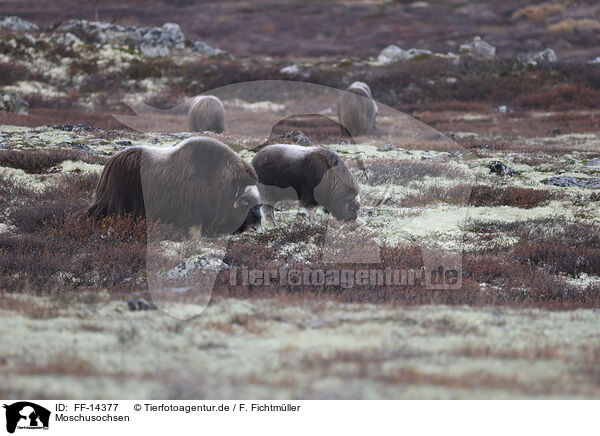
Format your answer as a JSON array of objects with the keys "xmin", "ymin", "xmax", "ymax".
[
  {"xmin": 377, "ymin": 45, "xmax": 432, "ymax": 64},
  {"xmin": 0, "ymin": 90, "xmax": 28, "ymax": 114},
  {"xmin": 140, "ymin": 40, "xmax": 170, "ymax": 58},
  {"xmin": 191, "ymin": 40, "xmax": 230, "ymax": 58},
  {"xmin": 55, "ymin": 20, "xmax": 186, "ymax": 57},
  {"xmin": 544, "ymin": 176, "xmax": 600, "ymax": 189},
  {"xmin": 459, "ymin": 36, "xmax": 496, "ymax": 59},
  {"xmin": 0, "ymin": 16, "xmax": 39, "ymax": 32},
  {"xmin": 519, "ymin": 48, "xmax": 557, "ymax": 66},
  {"xmin": 488, "ymin": 161, "xmax": 518, "ymax": 176}
]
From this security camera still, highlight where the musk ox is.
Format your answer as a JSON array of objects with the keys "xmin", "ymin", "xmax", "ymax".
[
  {"xmin": 187, "ymin": 95, "xmax": 226, "ymax": 133},
  {"xmin": 337, "ymin": 81, "xmax": 378, "ymax": 137},
  {"xmin": 84, "ymin": 136, "xmax": 261, "ymax": 235},
  {"xmin": 251, "ymin": 144, "xmax": 360, "ymax": 227}
]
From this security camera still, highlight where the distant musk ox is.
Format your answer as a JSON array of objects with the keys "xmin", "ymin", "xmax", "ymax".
[
  {"xmin": 337, "ymin": 81, "xmax": 378, "ymax": 137},
  {"xmin": 84, "ymin": 137, "xmax": 261, "ymax": 235},
  {"xmin": 187, "ymin": 95, "xmax": 226, "ymax": 133},
  {"xmin": 251, "ymin": 144, "xmax": 360, "ymax": 227}
]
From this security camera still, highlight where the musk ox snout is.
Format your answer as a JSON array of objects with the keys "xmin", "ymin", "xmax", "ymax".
[
  {"xmin": 232, "ymin": 185, "xmax": 262, "ymax": 233},
  {"xmin": 315, "ymin": 174, "xmax": 360, "ymax": 221}
]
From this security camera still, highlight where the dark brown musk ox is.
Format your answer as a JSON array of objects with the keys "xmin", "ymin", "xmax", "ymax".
[
  {"xmin": 187, "ymin": 95, "xmax": 226, "ymax": 133},
  {"xmin": 337, "ymin": 81, "xmax": 378, "ymax": 137},
  {"xmin": 83, "ymin": 137, "xmax": 261, "ymax": 235},
  {"xmin": 251, "ymin": 144, "xmax": 360, "ymax": 227}
]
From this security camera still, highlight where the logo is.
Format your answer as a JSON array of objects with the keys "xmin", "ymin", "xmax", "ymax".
[{"xmin": 3, "ymin": 402, "xmax": 50, "ymax": 434}]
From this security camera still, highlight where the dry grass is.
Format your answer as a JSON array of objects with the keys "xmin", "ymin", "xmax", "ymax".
[{"xmin": 0, "ymin": 149, "xmax": 105, "ymax": 174}]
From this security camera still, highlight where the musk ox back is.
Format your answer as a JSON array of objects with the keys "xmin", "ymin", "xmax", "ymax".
[
  {"xmin": 251, "ymin": 144, "xmax": 360, "ymax": 226},
  {"xmin": 337, "ymin": 81, "xmax": 378, "ymax": 137},
  {"xmin": 84, "ymin": 137, "xmax": 261, "ymax": 235},
  {"xmin": 187, "ymin": 95, "xmax": 226, "ymax": 133}
]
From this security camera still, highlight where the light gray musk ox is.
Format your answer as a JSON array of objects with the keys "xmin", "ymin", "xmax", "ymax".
[
  {"xmin": 337, "ymin": 81, "xmax": 378, "ymax": 137},
  {"xmin": 251, "ymin": 144, "xmax": 360, "ymax": 227},
  {"xmin": 83, "ymin": 137, "xmax": 261, "ymax": 235},
  {"xmin": 187, "ymin": 95, "xmax": 226, "ymax": 133}
]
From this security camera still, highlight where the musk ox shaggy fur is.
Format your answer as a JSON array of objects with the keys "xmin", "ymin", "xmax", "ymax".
[
  {"xmin": 84, "ymin": 137, "xmax": 261, "ymax": 235},
  {"xmin": 251, "ymin": 144, "xmax": 360, "ymax": 227},
  {"xmin": 187, "ymin": 95, "xmax": 226, "ymax": 133},
  {"xmin": 337, "ymin": 81, "xmax": 378, "ymax": 137}
]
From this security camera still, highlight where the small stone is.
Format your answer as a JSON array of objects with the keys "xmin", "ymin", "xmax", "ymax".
[
  {"xmin": 277, "ymin": 130, "xmax": 311, "ymax": 145},
  {"xmin": 279, "ymin": 64, "xmax": 311, "ymax": 78},
  {"xmin": 127, "ymin": 298, "xmax": 157, "ymax": 311},
  {"xmin": 488, "ymin": 161, "xmax": 519, "ymax": 176},
  {"xmin": 191, "ymin": 40, "xmax": 230, "ymax": 58},
  {"xmin": 0, "ymin": 90, "xmax": 28, "ymax": 114},
  {"xmin": 377, "ymin": 45, "xmax": 432, "ymax": 64},
  {"xmin": 377, "ymin": 143, "xmax": 398, "ymax": 152},
  {"xmin": 459, "ymin": 36, "xmax": 496, "ymax": 59}
]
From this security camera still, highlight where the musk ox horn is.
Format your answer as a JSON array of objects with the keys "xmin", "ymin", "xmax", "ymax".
[
  {"xmin": 337, "ymin": 81, "xmax": 378, "ymax": 137},
  {"xmin": 187, "ymin": 95, "xmax": 226, "ymax": 134},
  {"xmin": 251, "ymin": 144, "xmax": 360, "ymax": 227},
  {"xmin": 83, "ymin": 136, "xmax": 261, "ymax": 235}
]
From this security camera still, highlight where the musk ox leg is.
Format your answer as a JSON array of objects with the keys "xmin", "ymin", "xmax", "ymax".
[{"xmin": 261, "ymin": 204, "xmax": 277, "ymax": 228}]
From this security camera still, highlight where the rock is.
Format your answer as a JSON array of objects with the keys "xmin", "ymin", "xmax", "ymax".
[
  {"xmin": 585, "ymin": 158, "xmax": 600, "ymax": 166},
  {"xmin": 147, "ymin": 22, "xmax": 185, "ymax": 48},
  {"xmin": 497, "ymin": 105, "xmax": 509, "ymax": 113},
  {"xmin": 488, "ymin": 161, "xmax": 518, "ymax": 176},
  {"xmin": 277, "ymin": 130, "xmax": 311, "ymax": 145},
  {"xmin": 0, "ymin": 16, "xmax": 39, "ymax": 32},
  {"xmin": 55, "ymin": 20, "xmax": 189, "ymax": 57},
  {"xmin": 0, "ymin": 90, "xmax": 28, "ymax": 114},
  {"xmin": 51, "ymin": 123, "xmax": 99, "ymax": 132},
  {"xmin": 377, "ymin": 143, "xmax": 398, "ymax": 152},
  {"xmin": 140, "ymin": 40, "xmax": 170, "ymax": 58},
  {"xmin": 519, "ymin": 48, "xmax": 557, "ymax": 66},
  {"xmin": 591, "ymin": 57, "xmax": 600, "ymax": 64},
  {"xmin": 191, "ymin": 40, "xmax": 230, "ymax": 58},
  {"xmin": 544, "ymin": 176, "xmax": 600, "ymax": 189},
  {"xmin": 163, "ymin": 254, "xmax": 229, "ymax": 281},
  {"xmin": 377, "ymin": 45, "xmax": 432, "ymax": 64},
  {"xmin": 534, "ymin": 48, "xmax": 557, "ymax": 62},
  {"xmin": 459, "ymin": 36, "xmax": 496, "ymax": 59},
  {"xmin": 126, "ymin": 298, "xmax": 157, "ymax": 311},
  {"xmin": 50, "ymin": 32, "xmax": 82, "ymax": 47},
  {"xmin": 279, "ymin": 64, "xmax": 312, "ymax": 78}
]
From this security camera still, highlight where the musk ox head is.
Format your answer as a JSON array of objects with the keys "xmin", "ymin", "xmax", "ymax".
[
  {"xmin": 313, "ymin": 150, "xmax": 361, "ymax": 221},
  {"xmin": 187, "ymin": 95, "xmax": 226, "ymax": 133}
]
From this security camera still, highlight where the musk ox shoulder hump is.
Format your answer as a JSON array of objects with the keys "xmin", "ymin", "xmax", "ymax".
[
  {"xmin": 187, "ymin": 95, "xmax": 226, "ymax": 134},
  {"xmin": 348, "ymin": 81, "xmax": 373, "ymax": 98}
]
